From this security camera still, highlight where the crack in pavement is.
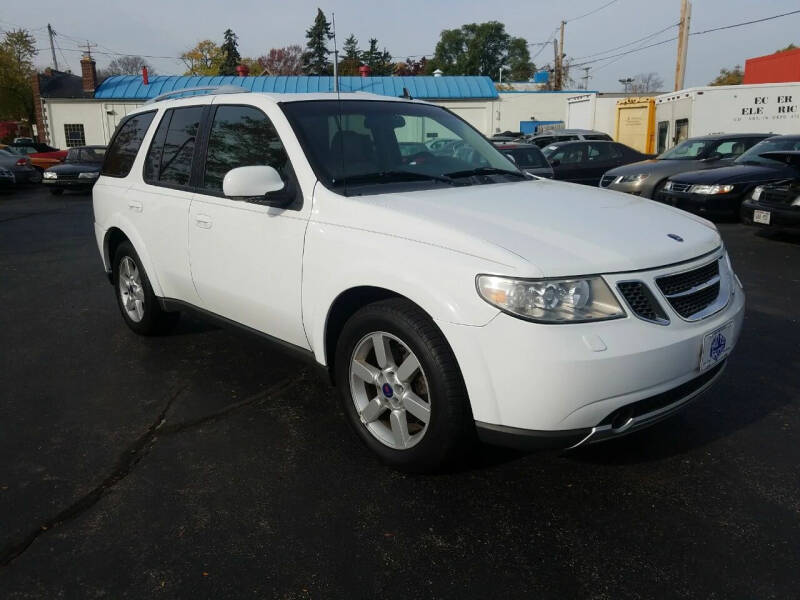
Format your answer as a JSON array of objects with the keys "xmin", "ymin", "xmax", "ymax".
[{"xmin": 0, "ymin": 373, "xmax": 301, "ymax": 568}]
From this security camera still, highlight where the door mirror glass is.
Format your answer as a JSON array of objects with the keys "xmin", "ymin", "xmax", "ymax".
[{"xmin": 223, "ymin": 165, "xmax": 285, "ymax": 198}]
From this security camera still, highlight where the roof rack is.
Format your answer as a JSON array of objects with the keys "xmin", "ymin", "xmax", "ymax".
[{"xmin": 144, "ymin": 85, "xmax": 249, "ymax": 104}]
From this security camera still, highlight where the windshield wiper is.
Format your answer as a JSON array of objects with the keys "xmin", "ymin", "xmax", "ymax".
[
  {"xmin": 343, "ymin": 170, "xmax": 458, "ymax": 185},
  {"xmin": 444, "ymin": 167, "xmax": 527, "ymax": 179}
]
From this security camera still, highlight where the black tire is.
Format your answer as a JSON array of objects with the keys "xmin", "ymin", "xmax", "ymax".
[
  {"xmin": 49, "ymin": 188, "xmax": 63, "ymax": 195},
  {"xmin": 112, "ymin": 240, "xmax": 179, "ymax": 335},
  {"xmin": 334, "ymin": 298, "xmax": 473, "ymax": 472}
]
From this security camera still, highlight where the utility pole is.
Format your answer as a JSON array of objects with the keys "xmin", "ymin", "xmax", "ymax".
[
  {"xmin": 47, "ymin": 24, "xmax": 59, "ymax": 71},
  {"xmin": 555, "ymin": 20, "xmax": 566, "ymax": 90},
  {"xmin": 581, "ymin": 67, "xmax": 591, "ymax": 90},
  {"xmin": 553, "ymin": 40, "xmax": 560, "ymax": 90},
  {"xmin": 674, "ymin": 0, "xmax": 692, "ymax": 91}
]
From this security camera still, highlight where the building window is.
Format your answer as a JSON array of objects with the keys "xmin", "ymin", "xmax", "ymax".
[{"xmin": 64, "ymin": 124, "xmax": 85, "ymax": 147}]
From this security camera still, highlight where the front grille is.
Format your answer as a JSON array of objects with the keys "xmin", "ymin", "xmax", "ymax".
[
  {"xmin": 760, "ymin": 186, "xmax": 795, "ymax": 206},
  {"xmin": 598, "ymin": 361, "xmax": 725, "ymax": 427},
  {"xmin": 600, "ymin": 175, "xmax": 616, "ymax": 188},
  {"xmin": 668, "ymin": 182, "xmax": 692, "ymax": 193},
  {"xmin": 57, "ymin": 173, "xmax": 79, "ymax": 180},
  {"xmin": 617, "ymin": 281, "xmax": 668, "ymax": 324},
  {"xmin": 656, "ymin": 260, "xmax": 722, "ymax": 320}
]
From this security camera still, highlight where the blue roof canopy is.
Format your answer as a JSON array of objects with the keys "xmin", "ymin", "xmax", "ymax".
[{"xmin": 94, "ymin": 75, "xmax": 499, "ymax": 101}]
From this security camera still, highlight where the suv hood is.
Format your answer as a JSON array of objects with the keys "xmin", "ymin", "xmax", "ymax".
[{"xmin": 330, "ymin": 179, "xmax": 721, "ymax": 277}]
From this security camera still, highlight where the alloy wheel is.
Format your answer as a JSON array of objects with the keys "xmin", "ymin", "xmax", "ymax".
[{"xmin": 118, "ymin": 256, "xmax": 145, "ymax": 322}]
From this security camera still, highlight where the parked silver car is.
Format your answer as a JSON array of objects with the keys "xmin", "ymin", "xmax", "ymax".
[
  {"xmin": 599, "ymin": 133, "xmax": 771, "ymax": 199},
  {"xmin": 0, "ymin": 149, "xmax": 41, "ymax": 184},
  {"xmin": 525, "ymin": 129, "xmax": 612, "ymax": 148}
]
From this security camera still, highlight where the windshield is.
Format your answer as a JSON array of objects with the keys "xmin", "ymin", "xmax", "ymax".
[
  {"xmin": 503, "ymin": 147, "xmax": 550, "ymax": 169},
  {"xmin": 67, "ymin": 147, "xmax": 106, "ymax": 163},
  {"xmin": 281, "ymin": 100, "xmax": 523, "ymax": 194},
  {"xmin": 6, "ymin": 146, "xmax": 35, "ymax": 156},
  {"xmin": 735, "ymin": 137, "xmax": 800, "ymax": 166},
  {"xmin": 659, "ymin": 139, "xmax": 715, "ymax": 160}
]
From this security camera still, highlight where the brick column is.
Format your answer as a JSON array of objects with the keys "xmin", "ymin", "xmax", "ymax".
[
  {"xmin": 31, "ymin": 72, "xmax": 47, "ymax": 144},
  {"xmin": 80, "ymin": 54, "xmax": 97, "ymax": 93}
]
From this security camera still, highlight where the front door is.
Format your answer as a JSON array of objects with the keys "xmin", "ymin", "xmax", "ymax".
[{"xmin": 188, "ymin": 103, "xmax": 310, "ymax": 349}]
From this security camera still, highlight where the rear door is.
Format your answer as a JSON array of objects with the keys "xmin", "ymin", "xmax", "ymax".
[
  {"xmin": 187, "ymin": 102, "xmax": 310, "ymax": 348},
  {"xmin": 547, "ymin": 143, "xmax": 588, "ymax": 183},
  {"xmin": 127, "ymin": 101, "xmax": 211, "ymax": 304}
]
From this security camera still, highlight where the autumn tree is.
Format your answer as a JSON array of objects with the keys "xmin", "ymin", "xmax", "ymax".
[
  {"xmin": 303, "ymin": 8, "xmax": 332, "ymax": 75},
  {"xmin": 709, "ymin": 65, "xmax": 743, "ymax": 86},
  {"xmin": 181, "ymin": 40, "xmax": 222, "ymax": 75},
  {"xmin": 258, "ymin": 45, "xmax": 304, "ymax": 75},
  {"xmin": 0, "ymin": 29, "xmax": 37, "ymax": 123},
  {"xmin": 394, "ymin": 57, "xmax": 428, "ymax": 76}
]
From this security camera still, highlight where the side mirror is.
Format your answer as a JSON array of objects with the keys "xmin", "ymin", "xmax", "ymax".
[
  {"xmin": 549, "ymin": 158, "xmax": 561, "ymax": 167},
  {"xmin": 504, "ymin": 153, "xmax": 517, "ymax": 164},
  {"xmin": 223, "ymin": 166, "xmax": 285, "ymax": 199}
]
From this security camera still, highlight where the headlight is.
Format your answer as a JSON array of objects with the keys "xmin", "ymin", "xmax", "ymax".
[
  {"xmin": 751, "ymin": 186, "xmax": 763, "ymax": 201},
  {"xmin": 792, "ymin": 196, "xmax": 800, "ymax": 207},
  {"xmin": 614, "ymin": 173, "xmax": 649, "ymax": 184},
  {"xmin": 664, "ymin": 181, "xmax": 674, "ymax": 191},
  {"xmin": 78, "ymin": 172, "xmax": 99, "ymax": 179},
  {"xmin": 43, "ymin": 171, "xmax": 57, "ymax": 179},
  {"xmin": 476, "ymin": 275, "xmax": 625, "ymax": 323},
  {"xmin": 690, "ymin": 184, "xmax": 735, "ymax": 195}
]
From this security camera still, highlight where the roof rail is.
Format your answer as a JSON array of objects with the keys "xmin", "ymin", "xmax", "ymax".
[{"xmin": 144, "ymin": 85, "xmax": 249, "ymax": 104}]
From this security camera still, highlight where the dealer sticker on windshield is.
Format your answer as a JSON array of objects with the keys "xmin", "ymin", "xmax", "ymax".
[
  {"xmin": 753, "ymin": 210, "xmax": 771, "ymax": 225},
  {"xmin": 700, "ymin": 321, "xmax": 735, "ymax": 372}
]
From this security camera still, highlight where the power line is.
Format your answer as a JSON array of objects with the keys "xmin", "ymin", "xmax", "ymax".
[
  {"xmin": 566, "ymin": 0, "xmax": 621, "ymax": 23},
  {"xmin": 691, "ymin": 8, "xmax": 800, "ymax": 35},
  {"xmin": 572, "ymin": 22, "xmax": 679, "ymax": 60}
]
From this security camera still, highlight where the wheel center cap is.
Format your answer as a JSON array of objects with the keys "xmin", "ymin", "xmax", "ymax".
[{"xmin": 381, "ymin": 383, "xmax": 394, "ymax": 398}]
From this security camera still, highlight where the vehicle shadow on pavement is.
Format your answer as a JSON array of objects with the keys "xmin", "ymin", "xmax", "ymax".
[{"xmin": 565, "ymin": 308, "xmax": 796, "ymax": 466}]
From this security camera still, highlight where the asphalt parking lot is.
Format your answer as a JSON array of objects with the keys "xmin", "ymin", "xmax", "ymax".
[{"xmin": 1, "ymin": 185, "xmax": 798, "ymax": 598}]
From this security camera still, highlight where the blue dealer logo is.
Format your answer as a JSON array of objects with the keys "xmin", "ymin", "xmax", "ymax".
[
  {"xmin": 668, "ymin": 233, "xmax": 684, "ymax": 242},
  {"xmin": 381, "ymin": 383, "xmax": 394, "ymax": 398},
  {"xmin": 710, "ymin": 332, "xmax": 727, "ymax": 361}
]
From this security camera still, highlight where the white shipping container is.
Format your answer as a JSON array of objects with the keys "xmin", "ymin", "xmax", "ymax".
[{"xmin": 655, "ymin": 83, "xmax": 800, "ymax": 152}]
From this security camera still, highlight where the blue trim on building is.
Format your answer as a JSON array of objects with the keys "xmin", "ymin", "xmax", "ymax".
[{"xmin": 94, "ymin": 75, "xmax": 500, "ymax": 100}]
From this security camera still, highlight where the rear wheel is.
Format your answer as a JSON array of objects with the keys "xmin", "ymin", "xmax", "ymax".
[
  {"xmin": 334, "ymin": 298, "xmax": 473, "ymax": 472},
  {"xmin": 112, "ymin": 241, "xmax": 179, "ymax": 335}
]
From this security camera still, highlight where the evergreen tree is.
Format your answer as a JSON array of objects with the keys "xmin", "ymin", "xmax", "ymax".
[
  {"xmin": 302, "ymin": 8, "xmax": 333, "ymax": 75},
  {"xmin": 218, "ymin": 29, "xmax": 241, "ymax": 76},
  {"xmin": 339, "ymin": 34, "xmax": 361, "ymax": 76},
  {"xmin": 363, "ymin": 38, "xmax": 394, "ymax": 76}
]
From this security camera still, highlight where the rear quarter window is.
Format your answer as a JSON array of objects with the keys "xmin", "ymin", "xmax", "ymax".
[{"xmin": 102, "ymin": 111, "xmax": 156, "ymax": 178}]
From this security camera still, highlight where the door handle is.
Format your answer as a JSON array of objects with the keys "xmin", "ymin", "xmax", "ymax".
[
  {"xmin": 127, "ymin": 200, "xmax": 143, "ymax": 212},
  {"xmin": 195, "ymin": 214, "xmax": 212, "ymax": 229}
]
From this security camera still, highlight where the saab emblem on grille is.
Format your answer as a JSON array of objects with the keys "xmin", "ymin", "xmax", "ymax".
[
  {"xmin": 710, "ymin": 332, "xmax": 727, "ymax": 361},
  {"xmin": 667, "ymin": 233, "xmax": 684, "ymax": 242}
]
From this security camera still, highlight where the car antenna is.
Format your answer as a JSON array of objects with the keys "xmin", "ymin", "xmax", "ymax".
[{"xmin": 331, "ymin": 11, "xmax": 347, "ymax": 197}]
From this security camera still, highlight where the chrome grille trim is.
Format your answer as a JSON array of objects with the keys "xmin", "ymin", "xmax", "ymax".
[
  {"xmin": 667, "ymin": 182, "xmax": 692, "ymax": 193},
  {"xmin": 655, "ymin": 258, "xmax": 730, "ymax": 322},
  {"xmin": 661, "ymin": 274, "xmax": 721, "ymax": 299}
]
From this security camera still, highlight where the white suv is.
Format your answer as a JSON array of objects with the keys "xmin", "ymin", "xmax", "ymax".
[{"xmin": 93, "ymin": 88, "xmax": 745, "ymax": 471}]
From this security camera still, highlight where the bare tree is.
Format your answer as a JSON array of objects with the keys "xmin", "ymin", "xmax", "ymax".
[
  {"xmin": 629, "ymin": 72, "xmax": 664, "ymax": 94},
  {"xmin": 257, "ymin": 45, "xmax": 304, "ymax": 75},
  {"xmin": 99, "ymin": 55, "xmax": 156, "ymax": 78}
]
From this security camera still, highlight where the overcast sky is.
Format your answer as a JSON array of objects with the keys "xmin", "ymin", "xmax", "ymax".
[{"xmin": 4, "ymin": 0, "xmax": 799, "ymax": 91}]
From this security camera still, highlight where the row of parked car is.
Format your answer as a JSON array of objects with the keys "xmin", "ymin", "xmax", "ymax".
[
  {"xmin": 489, "ymin": 129, "xmax": 800, "ymax": 233},
  {"xmin": 0, "ymin": 141, "xmax": 106, "ymax": 194}
]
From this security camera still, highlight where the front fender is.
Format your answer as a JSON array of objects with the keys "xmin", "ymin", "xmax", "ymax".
[{"xmin": 302, "ymin": 221, "xmax": 503, "ymax": 364}]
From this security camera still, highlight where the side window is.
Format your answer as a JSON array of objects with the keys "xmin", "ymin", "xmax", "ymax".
[
  {"xmin": 657, "ymin": 121, "xmax": 669, "ymax": 154},
  {"xmin": 64, "ymin": 123, "xmax": 86, "ymax": 147},
  {"xmin": 201, "ymin": 105, "xmax": 289, "ymax": 193},
  {"xmin": 102, "ymin": 111, "xmax": 156, "ymax": 178},
  {"xmin": 675, "ymin": 118, "xmax": 689, "ymax": 144},
  {"xmin": 158, "ymin": 107, "xmax": 203, "ymax": 186},
  {"xmin": 587, "ymin": 143, "xmax": 617, "ymax": 160}
]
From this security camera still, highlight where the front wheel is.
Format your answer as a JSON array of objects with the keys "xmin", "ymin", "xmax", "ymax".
[
  {"xmin": 334, "ymin": 298, "xmax": 473, "ymax": 472},
  {"xmin": 112, "ymin": 241, "xmax": 179, "ymax": 335}
]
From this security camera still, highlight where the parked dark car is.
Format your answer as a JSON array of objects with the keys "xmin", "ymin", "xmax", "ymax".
[
  {"xmin": 601, "ymin": 133, "xmax": 771, "ymax": 198},
  {"xmin": 0, "ymin": 165, "xmax": 15, "ymax": 191},
  {"xmin": 741, "ymin": 151, "xmax": 800, "ymax": 232},
  {"xmin": 541, "ymin": 140, "xmax": 648, "ymax": 186},
  {"xmin": 494, "ymin": 142, "xmax": 554, "ymax": 178},
  {"xmin": 0, "ymin": 148, "xmax": 40, "ymax": 183},
  {"xmin": 42, "ymin": 145, "xmax": 106, "ymax": 194},
  {"xmin": 526, "ymin": 129, "xmax": 612, "ymax": 148},
  {"xmin": 656, "ymin": 135, "xmax": 800, "ymax": 218}
]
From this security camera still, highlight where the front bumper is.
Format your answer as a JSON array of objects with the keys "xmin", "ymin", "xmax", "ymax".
[
  {"xmin": 438, "ymin": 250, "xmax": 745, "ymax": 448},
  {"xmin": 656, "ymin": 190, "xmax": 745, "ymax": 216},
  {"xmin": 741, "ymin": 200, "xmax": 800, "ymax": 231},
  {"xmin": 42, "ymin": 178, "xmax": 94, "ymax": 189},
  {"xmin": 604, "ymin": 180, "xmax": 650, "ymax": 198}
]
